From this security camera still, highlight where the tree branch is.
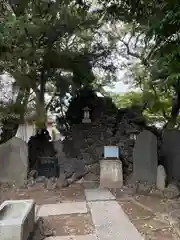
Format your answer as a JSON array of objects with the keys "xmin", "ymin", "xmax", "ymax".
[
  {"xmin": 45, "ymin": 92, "xmax": 56, "ymax": 111},
  {"xmin": 24, "ymin": 27, "xmax": 34, "ymax": 48},
  {"xmin": 120, "ymin": 38, "xmax": 141, "ymax": 59}
]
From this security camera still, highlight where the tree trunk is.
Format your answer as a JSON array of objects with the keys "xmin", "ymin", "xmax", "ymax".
[{"xmin": 35, "ymin": 71, "xmax": 47, "ymax": 129}]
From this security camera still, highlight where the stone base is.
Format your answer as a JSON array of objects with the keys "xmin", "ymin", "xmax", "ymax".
[
  {"xmin": 100, "ymin": 159, "xmax": 123, "ymax": 189},
  {"xmin": 82, "ymin": 118, "xmax": 91, "ymax": 123},
  {"xmin": 0, "ymin": 199, "xmax": 35, "ymax": 240}
]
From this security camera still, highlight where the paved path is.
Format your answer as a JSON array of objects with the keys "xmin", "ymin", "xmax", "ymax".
[
  {"xmin": 42, "ymin": 188, "xmax": 143, "ymax": 240},
  {"xmin": 89, "ymin": 200, "xmax": 143, "ymax": 240}
]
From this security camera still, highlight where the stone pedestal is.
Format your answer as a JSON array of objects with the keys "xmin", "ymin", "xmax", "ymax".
[
  {"xmin": 100, "ymin": 160, "xmax": 123, "ymax": 188},
  {"xmin": 82, "ymin": 118, "xmax": 91, "ymax": 123}
]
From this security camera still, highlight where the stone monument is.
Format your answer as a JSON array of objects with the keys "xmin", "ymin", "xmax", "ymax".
[
  {"xmin": 0, "ymin": 137, "xmax": 28, "ymax": 187},
  {"xmin": 161, "ymin": 129, "xmax": 180, "ymax": 181},
  {"xmin": 132, "ymin": 130, "xmax": 158, "ymax": 184}
]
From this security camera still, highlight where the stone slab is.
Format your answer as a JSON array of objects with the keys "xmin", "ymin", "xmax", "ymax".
[
  {"xmin": 45, "ymin": 235, "xmax": 97, "ymax": 240},
  {"xmin": 88, "ymin": 200, "xmax": 144, "ymax": 240},
  {"xmin": 85, "ymin": 189, "xmax": 115, "ymax": 201},
  {"xmin": 83, "ymin": 181, "xmax": 99, "ymax": 189},
  {"xmin": 37, "ymin": 202, "xmax": 88, "ymax": 217}
]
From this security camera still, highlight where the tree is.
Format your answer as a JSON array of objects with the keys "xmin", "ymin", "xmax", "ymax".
[
  {"xmin": 99, "ymin": 0, "xmax": 180, "ymax": 128},
  {"xmin": 0, "ymin": 0, "xmax": 117, "ymax": 129},
  {"xmin": 111, "ymin": 91, "xmax": 143, "ymax": 108},
  {"xmin": 111, "ymin": 90, "xmax": 173, "ymax": 126}
]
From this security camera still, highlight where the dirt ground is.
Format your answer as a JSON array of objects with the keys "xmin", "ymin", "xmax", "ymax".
[
  {"xmin": 0, "ymin": 183, "xmax": 85, "ymax": 205},
  {"xmin": 44, "ymin": 213, "xmax": 95, "ymax": 236},
  {"xmin": 0, "ymin": 182, "xmax": 92, "ymax": 240},
  {"xmin": 118, "ymin": 194, "xmax": 180, "ymax": 239},
  {"xmin": 2, "ymin": 182, "xmax": 180, "ymax": 239}
]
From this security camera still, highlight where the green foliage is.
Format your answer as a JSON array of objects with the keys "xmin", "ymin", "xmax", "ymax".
[
  {"xmin": 111, "ymin": 91, "xmax": 143, "ymax": 108},
  {"xmin": 99, "ymin": 0, "xmax": 180, "ymax": 128},
  {"xmin": 0, "ymin": 0, "xmax": 117, "ymax": 127},
  {"xmin": 2, "ymin": 0, "xmax": 180, "ymax": 130},
  {"xmin": 111, "ymin": 90, "xmax": 173, "ymax": 126}
]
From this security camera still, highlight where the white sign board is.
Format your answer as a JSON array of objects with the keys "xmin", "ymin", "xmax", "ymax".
[{"xmin": 104, "ymin": 146, "xmax": 119, "ymax": 159}]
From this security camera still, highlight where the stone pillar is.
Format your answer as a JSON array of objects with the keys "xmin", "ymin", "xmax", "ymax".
[{"xmin": 100, "ymin": 160, "xmax": 123, "ymax": 188}]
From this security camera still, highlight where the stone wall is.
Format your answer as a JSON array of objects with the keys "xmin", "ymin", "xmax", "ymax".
[{"xmin": 62, "ymin": 111, "xmax": 144, "ymax": 179}]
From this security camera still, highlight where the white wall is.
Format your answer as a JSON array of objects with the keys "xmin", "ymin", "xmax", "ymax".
[
  {"xmin": 16, "ymin": 123, "xmax": 35, "ymax": 142},
  {"xmin": 16, "ymin": 123, "xmax": 62, "ymax": 142}
]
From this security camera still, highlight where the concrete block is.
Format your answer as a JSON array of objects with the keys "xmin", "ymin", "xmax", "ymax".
[
  {"xmin": 100, "ymin": 160, "xmax": 123, "ymax": 188},
  {"xmin": 0, "ymin": 199, "xmax": 35, "ymax": 240}
]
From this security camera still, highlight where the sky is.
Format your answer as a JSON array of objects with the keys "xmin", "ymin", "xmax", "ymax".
[
  {"xmin": 104, "ymin": 69, "xmax": 133, "ymax": 93},
  {"xmin": 107, "ymin": 81, "xmax": 130, "ymax": 93}
]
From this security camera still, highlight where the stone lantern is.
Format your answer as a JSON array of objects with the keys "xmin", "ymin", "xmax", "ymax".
[
  {"xmin": 129, "ymin": 130, "xmax": 139, "ymax": 140},
  {"xmin": 82, "ymin": 106, "xmax": 91, "ymax": 123}
]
